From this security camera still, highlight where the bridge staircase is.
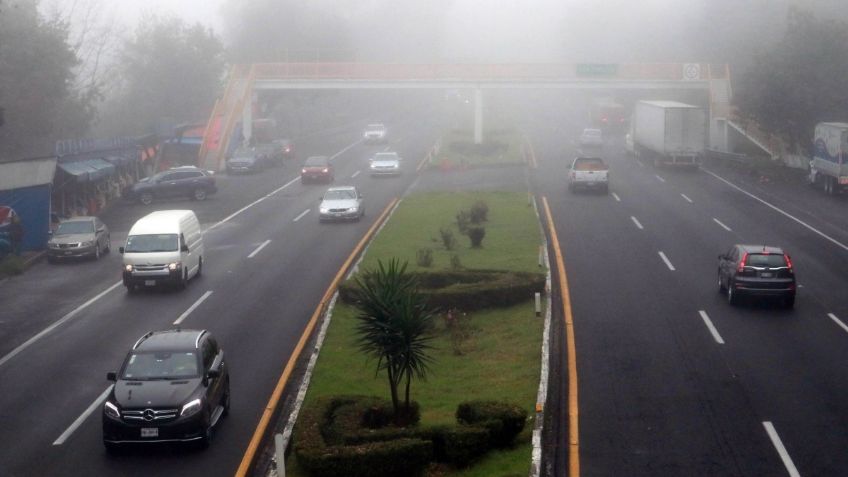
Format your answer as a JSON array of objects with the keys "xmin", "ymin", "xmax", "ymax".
[{"xmin": 198, "ymin": 65, "xmax": 256, "ymax": 172}]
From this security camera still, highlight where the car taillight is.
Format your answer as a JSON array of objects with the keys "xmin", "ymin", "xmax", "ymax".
[
  {"xmin": 736, "ymin": 252, "xmax": 748, "ymax": 273},
  {"xmin": 784, "ymin": 254, "xmax": 793, "ymax": 271}
]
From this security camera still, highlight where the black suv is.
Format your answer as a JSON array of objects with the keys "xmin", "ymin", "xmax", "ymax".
[
  {"xmin": 718, "ymin": 244, "xmax": 796, "ymax": 308},
  {"xmin": 102, "ymin": 329, "xmax": 230, "ymax": 451},
  {"xmin": 128, "ymin": 166, "xmax": 217, "ymax": 205}
]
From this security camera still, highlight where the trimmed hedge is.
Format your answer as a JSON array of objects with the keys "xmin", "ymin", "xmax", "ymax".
[
  {"xmin": 456, "ymin": 400, "xmax": 528, "ymax": 448},
  {"xmin": 339, "ymin": 270, "xmax": 546, "ymax": 312}
]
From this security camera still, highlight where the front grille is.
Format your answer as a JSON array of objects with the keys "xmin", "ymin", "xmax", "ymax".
[
  {"xmin": 122, "ymin": 408, "xmax": 179, "ymax": 422},
  {"xmin": 134, "ymin": 264, "xmax": 167, "ymax": 271},
  {"xmin": 58, "ymin": 243, "xmax": 80, "ymax": 249},
  {"xmin": 329, "ymin": 208, "xmax": 348, "ymax": 213}
]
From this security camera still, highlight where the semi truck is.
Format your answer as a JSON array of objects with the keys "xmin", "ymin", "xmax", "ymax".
[
  {"xmin": 631, "ymin": 100, "xmax": 706, "ymax": 168},
  {"xmin": 809, "ymin": 122, "xmax": 848, "ymax": 195}
]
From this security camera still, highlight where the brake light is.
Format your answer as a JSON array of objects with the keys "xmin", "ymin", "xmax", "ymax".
[
  {"xmin": 737, "ymin": 252, "xmax": 748, "ymax": 273},
  {"xmin": 784, "ymin": 254, "xmax": 793, "ymax": 271}
]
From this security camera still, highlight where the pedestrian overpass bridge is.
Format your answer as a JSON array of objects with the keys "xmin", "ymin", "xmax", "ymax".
[{"xmin": 199, "ymin": 62, "xmax": 743, "ymax": 171}]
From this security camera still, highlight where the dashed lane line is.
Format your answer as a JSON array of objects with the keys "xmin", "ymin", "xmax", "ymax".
[
  {"xmin": 763, "ymin": 421, "xmax": 801, "ymax": 477},
  {"xmin": 630, "ymin": 216, "xmax": 644, "ymax": 230},
  {"xmin": 713, "ymin": 218, "xmax": 732, "ymax": 232},
  {"xmin": 698, "ymin": 310, "xmax": 725, "ymax": 344},
  {"xmin": 681, "ymin": 193, "xmax": 693, "ymax": 203},
  {"xmin": 658, "ymin": 251, "xmax": 676, "ymax": 271},
  {"xmin": 611, "ymin": 192, "xmax": 621, "ymax": 202},
  {"xmin": 53, "ymin": 386, "xmax": 112, "ymax": 445},
  {"xmin": 247, "ymin": 239, "xmax": 272, "ymax": 257},
  {"xmin": 655, "ymin": 174, "xmax": 666, "ymax": 183},
  {"xmin": 173, "ymin": 291, "xmax": 213, "ymax": 325},
  {"xmin": 351, "ymin": 170, "xmax": 361, "ymax": 178},
  {"xmin": 293, "ymin": 209, "xmax": 311, "ymax": 222},
  {"xmin": 827, "ymin": 313, "xmax": 848, "ymax": 335}
]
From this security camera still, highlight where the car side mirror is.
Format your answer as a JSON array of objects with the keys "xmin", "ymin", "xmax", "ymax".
[
  {"xmin": 207, "ymin": 368, "xmax": 220, "ymax": 379},
  {"xmin": 119, "ymin": 246, "xmax": 125, "ymax": 254},
  {"xmin": 181, "ymin": 244, "xmax": 189, "ymax": 252},
  {"xmin": 107, "ymin": 372, "xmax": 117, "ymax": 382}
]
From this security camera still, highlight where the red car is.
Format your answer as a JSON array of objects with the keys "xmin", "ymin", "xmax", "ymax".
[{"xmin": 301, "ymin": 156, "xmax": 334, "ymax": 184}]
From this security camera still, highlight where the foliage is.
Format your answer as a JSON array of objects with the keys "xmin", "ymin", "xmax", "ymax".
[
  {"xmin": 467, "ymin": 226, "xmax": 486, "ymax": 248},
  {"xmin": 431, "ymin": 425, "xmax": 491, "ymax": 467},
  {"xmin": 470, "ymin": 201, "xmax": 489, "ymax": 223},
  {"xmin": 101, "ymin": 15, "xmax": 225, "ymax": 135},
  {"xmin": 443, "ymin": 309, "xmax": 475, "ymax": 356},
  {"xmin": 0, "ymin": 2, "xmax": 95, "ymax": 159},
  {"xmin": 440, "ymin": 227, "xmax": 456, "ymax": 251},
  {"xmin": 456, "ymin": 401, "xmax": 528, "ymax": 448},
  {"xmin": 450, "ymin": 254, "xmax": 463, "ymax": 270},
  {"xmin": 351, "ymin": 259, "xmax": 437, "ymax": 423},
  {"xmin": 736, "ymin": 7, "xmax": 848, "ymax": 153},
  {"xmin": 416, "ymin": 248, "xmax": 433, "ymax": 268},
  {"xmin": 455, "ymin": 210, "xmax": 471, "ymax": 234}
]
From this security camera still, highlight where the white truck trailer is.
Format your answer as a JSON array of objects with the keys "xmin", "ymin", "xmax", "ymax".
[
  {"xmin": 809, "ymin": 122, "xmax": 848, "ymax": 195},
  {"xmin": 632, "ymin": 100, "xmax": 706, "ymax": 168}
]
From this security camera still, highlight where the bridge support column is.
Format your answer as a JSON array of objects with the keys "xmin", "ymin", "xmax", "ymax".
[
  {"xmin": 242, "ymin": 93, "xmax": 254, "ymax": 146},
  {"xmin": 474, "ymin": 87, "xmax": 483, "ymax": 145}
]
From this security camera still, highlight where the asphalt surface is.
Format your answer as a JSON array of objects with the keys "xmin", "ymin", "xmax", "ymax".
[
  {"xmin": 0, "ymin": 108, "xmax": 443, "ymax": 476},
  {"xmin": 525, "ymin": 104, "xmax": 848, "ymax": 476}
]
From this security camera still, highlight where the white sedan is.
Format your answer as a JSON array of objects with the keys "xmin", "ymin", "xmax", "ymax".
[
  {"xmin": 369, "ymin": 152, "xmax": 402, "ymax": 176},
  {"xmin": 319, "ymin": 186, "xmax": 365, "ymax": 222}
]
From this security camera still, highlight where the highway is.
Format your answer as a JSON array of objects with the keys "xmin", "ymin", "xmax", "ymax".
[
  {"xmin": 0, "ymin": 109, "xmax": 441, "ymax": 476},
  {"xmin": 527, "ymin": 102, "xmax": 848, "ymax": 476}
]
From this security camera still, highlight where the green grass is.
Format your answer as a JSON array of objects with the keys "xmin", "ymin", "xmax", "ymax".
[
  {"xmin": 286, "ymin": 191, "xmax": 545, "ymax": 476},
  {"xmin": 428, "ymin": 129, "xmax": 525, "ymax": 169},
  {"xmin": 361, "ymin": 191, "xmax": 542, "ymax": 274}
]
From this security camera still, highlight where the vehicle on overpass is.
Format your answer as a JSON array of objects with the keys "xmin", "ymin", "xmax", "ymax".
[
  {"xmin": 102, "ymin": 329, "xmax": 230, "ymax": 451},
  {"xmin": 568, "ymin": 156, "xmax": 609, "ymax": 194},
  {"xmin": 631, "ymin": 100, "xmax": 705, "ymax": 168},
  {"xmin": 809, "ymin": 122, "xmax": 848, "ymax": 195}
]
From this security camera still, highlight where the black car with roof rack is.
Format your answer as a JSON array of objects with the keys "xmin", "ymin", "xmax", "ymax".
[
  {"xmin": 102, "ymin": 329, "xmax": 230, "ymax": 451},
  {"xmin": 718, "ymin": 244, "xmax": 796, "ymax": 308}
]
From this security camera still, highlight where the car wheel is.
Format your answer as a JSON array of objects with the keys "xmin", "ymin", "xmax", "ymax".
[
  {"xmin": 125, "ymin": 283, "xmax": 137, "ymax": 294},
  {"xmin": 139, "ymin": 192, "xmax": 154, "ymax": 205},
  {"xmin": 105, "ymin": 235, "xmax": 111, "ymax": 253},
  {"xmin": 192, "ymin": 188, "xmax": 208, "ymax": 201},
  {"xmin": 727, "ymin": 282, "xmax": 739, "ymax": 306},
  {"xmin": 717, "ymin": 271, "xmax": 726, "ymax": 292},
  {"xmin": 104, "ymin": 441, "xmax": 122, "ymax": 455},
  {"xmin": 783, "ymin": 295, "xmax": 795, "ymax": 309},
  {"xmin": 196, "ymin": 257, "xmax": 203, "ymax": 277},
  {"xmin": 222, "ymin": 378, "xmax": 231, "ymax": 417},
  {"xmin": 93, "ymin": 244, "xmax": 101, "ymax": 260},
  {"xmin": 199, "ymin": 424, "xmax": 213, "ymax": 449}
]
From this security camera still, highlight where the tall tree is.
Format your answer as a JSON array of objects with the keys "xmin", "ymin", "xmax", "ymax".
[
  {"xmin": 736, "ymin": 7, "xmax": 848, "ymax": 153},
  {"xmin": 98, "ymin": 15, "xmax": 225, "ymax": 135},
  {"xmin": 0, "ymin": 0, "xmax": 94, "ymax": 159},
  {"xmin": 352, "ymin": 259, "xmax": 436, "ymax": 424}
]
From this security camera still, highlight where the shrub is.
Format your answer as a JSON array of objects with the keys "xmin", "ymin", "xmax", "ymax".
[
  {"xmin": 456, "ymin": 400, "xmax": 528, "ymax": 448},
  {"xmin": 470, "ymin": 200, "xmax": 489, "ymax": 223},
  {"xmin": 455, "ymin": 210, "xmax": 471, "ymax": 234},
  {"xmin": 439, "ymin": 227, "xmax": 456, "ymax": 250},
  {"xmin": 467, "ymin": 226, "xmax": 485, "ymax": 248},
  {"xmin": 0, "ymin": 255, "xmax": 25, "ymax": 276},
  {"xmin": 443, "ymin": 309, "xmax": 474, "ymax": 356},
  {"xmin": 416, "ymin": 248, "xmax": 433, "ymax": 267},
  {"xmin": 430, "ymin": 425, "xmax": 490, "ymax": 467},
  {"xmin": 450, "ymin": 254, "xmax": 463, "ymax": 270}
]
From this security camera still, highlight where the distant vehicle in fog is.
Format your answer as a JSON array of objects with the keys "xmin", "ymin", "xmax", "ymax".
[
  {"xmin": 568, "ymin": 156, "xmax": 609, "ymax": 194},
  {"xmin": 127, "ymin": 166, "xmax": 217, "ymax": 205},
  {"xmin": 579, "ymin": 128, "xmax": 604, "ymax": 147},
  {"xmin": 226, "ymin": 147, "xmax": 273, "ymax": 174},
  {"xmin": 631, "ymin": 100, "xmax": 705, "ymax": 169},
  {"xmin": 301, "ymin": 156, "xmax": 334, "ymax": 184},
  {"xmin": 809, "ymin": 122, "xmax": 848, "ymax": 195},
  {"xmin": 363, "ymin": 123, "xmax": 387, "ymax": 144},
  {"xmin": 590, "ymin": 99, "xmax": 627, "ymax": 131},
  {"xmin": 369, "ymin": 151, "xmax": 402, "ymax": 176}
]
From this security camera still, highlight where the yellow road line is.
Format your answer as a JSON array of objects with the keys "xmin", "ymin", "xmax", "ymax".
[
  {"xmin": 235, "ymin": 197, "xmax": 399, "ymax": 477},
  {"xmin": 541, "ymin": 196, "xmax": 580, "ymax": 477}
]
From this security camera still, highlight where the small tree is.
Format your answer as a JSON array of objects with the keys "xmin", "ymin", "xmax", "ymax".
[{"xmin": 352, "ymin": 259, "xmax": 436, "ymax": 424}]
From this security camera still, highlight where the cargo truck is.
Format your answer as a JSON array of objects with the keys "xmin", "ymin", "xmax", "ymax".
[
  {"xmin": 809, "ymin": 122, "xmax": 848, "ymax": 195},
  {"xmin": 632, "ymin": 100, "xmax": 706, "ymax": 168}
]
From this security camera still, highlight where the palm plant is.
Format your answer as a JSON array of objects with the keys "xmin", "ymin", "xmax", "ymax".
[{"xmin": 351, "ymin": 259, "xmax": 436, "ymax": 424}]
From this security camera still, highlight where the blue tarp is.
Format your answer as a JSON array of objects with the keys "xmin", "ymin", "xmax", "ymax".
[{"xmin": 0, "ymin": 184, "xmax": 51, "ymax": 252}]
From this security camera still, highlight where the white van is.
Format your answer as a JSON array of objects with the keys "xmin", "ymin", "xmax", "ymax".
[{"xmin": 119, "ymin": 210, "xmax": 204, "ymax": 292}]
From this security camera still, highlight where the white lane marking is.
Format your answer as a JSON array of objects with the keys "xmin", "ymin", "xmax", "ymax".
[
  {"xmin": 293, "ymin": 209, "xmax": 311, "ymax": 222},
  {"xmin": 0, "ymin": 281, "xmax": 123, "ymax": 368},
  {"xmin": 205, "ymin": 175, "xmax": 300, "ymax": 233},
  {"xmin": 827, "ymin": 313, "xmax": 848, "ymax": 334},
  {"xmin": 705, "ymin": 168, "xmax": 848, "ymax": 252},
  {"xmin": 611, "ymin": 192, "xmax": 621, "ymax": 202},
  {"xmin": 630, "ymin": 216, "xmax": 644, "ymax": 230},
  {"xmin": 351, "ymin": 170, "xmax": 361, "ymax": 178},
  {"xmin": 763, "ymin": 421, "xmax": 801, "ymax": 477},
  {"xmin": 681, "ymin": 193, "xmax": 693, "ymax": 203},
  {"xmin": 713, "ymin": 218, "xmax": 732, "ymax": 232},
  {"xmin": 330, "ymin": 138, "xmax": 363, "ymax": 160},
  {"xmin": 655, "ymin": 174, "xmax": 666, "ymax": 183},
  {"xmin": 382, "ymin": 145, "xmax": 392, "ymax": 152},
  {"xmin": 53, "ymin": 386, "xmax": 112, "ymax": 445},
  {"xmin": 658, "ymin": 251, "xmax": 676, "ymax": 271},
  {"xmin": 248, "ymin": 239, "xmax": 272, "ymax": 257},
  {"xmin": 173, "ymin": 291, "xmax": 213, "ymax": 325},
  {"xmin": 636, "ymin": 160, "xmax": 645, "ymax": 168},
  {"xmin": 698, "ymin": 310, "xmax": 725, "ymax": 344}
]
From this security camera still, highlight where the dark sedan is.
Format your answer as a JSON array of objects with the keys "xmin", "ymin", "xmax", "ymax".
[
  {"xmin": 127, "ymin": 166, "xmax": 217, "ymax": 205},
  {"xmin": 718, "ymin": 244, "xmax": 796, "ymax": 308}
]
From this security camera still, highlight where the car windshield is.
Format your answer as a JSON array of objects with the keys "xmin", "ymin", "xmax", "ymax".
[
  {"xmin": 373, "ymin": 153, "xmax": 399, "ymax": 161},
  {"xmin": 56, "ymin": 221, "xmax": 94, "ymax": 235},
  {"xmin": 324, "ymin": 189, "xmax": 356, "ymax": 200},
  {"xmin": 746, "ymin": 253, "xmax": 787, "ymax": 267},
  {"xmin": 232, "ymin": 149, "xmax": 256, "ymax": 159},
  {"xmin": 304, "ymin": 157, "xmax": 327, "ymax": 166},
  {"xmin": 121, "ymin": 351, "xmax": 199, "ymax": 380},
  {"xmin": 366, "ymin": 124, "xmax": 384, "ymax": 131},
  {"xmin": 583, "ymin": 130, "xmax": 601, "ymax": 138},
  {"xmin": 125, "ymin": 234, "xmax": 179, "ymax": 253}
]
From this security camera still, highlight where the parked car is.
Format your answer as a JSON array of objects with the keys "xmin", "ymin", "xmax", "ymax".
[
  {"xmin": 319, "ymin": 186, "xmax": 364, "ymax": 222},
  {"xmin": 102, "ymin": 329, "xmax": 230, "ymax": 451},
  {"xmin": 272, "ymin": 138, "xmax": 295, "ymax": 160},
  {"xmin": 47, "ymin": 216, "xmax": 110, "ymax": 262},
  {"xmin": 301, "ymin": 156, "xmax": 334, "ymax": 184},
  {"xmin": 369, "ymin": 151, "xmax": 402, "ymax": 176},
  {"xmin": 579, "ymin": 128, "xmax": 604, "ymax": 147},
  {"xmin": 363, "ymin": 123, "xmax": 387, "ymax": 144},
  {"xmin": 128, "ymin": 166, "xmax": 217, "ymax": 205},
  {"xmin": 718, "ymin": 244, "xmax": 796, "ymax": 308},
  {"xmin": 226, "ymin": 147, "xmax": 272, "ymax": 174},
  {"xmin": 568, "ymin": 156, "xmax": 609, "ymax": 193}
]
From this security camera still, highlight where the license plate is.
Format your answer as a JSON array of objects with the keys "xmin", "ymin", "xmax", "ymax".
[
  {"xmin": 141, "ymin": 428, "xmax": 158, "ymax": 438},
  {"xmin": 761, "ymin": 272, "xmax": 773, "ymax": 278},
  {"xmin": 144, "ymin": 280, "xmax": 156, "ymax": 286},
  {"xmin": 64, "ymin": 251, "xmax": 73, "ymax": 255}
]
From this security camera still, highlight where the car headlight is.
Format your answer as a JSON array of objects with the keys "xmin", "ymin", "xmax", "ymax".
[
  {"xmin": 49, "ymin": 242, "xmax": 60, "ymax": 249},
  {"xmin": 104, "ymin": 401, "xmax": 120, "ymax": 420},
  {"xmin": 124, "ymin": 264, "xmax": 133, "ymax": 272},
  {"xmin": 349, "ymin": 206, "xmax": 359, "ymax": 212},
  {"xmin": 181, "ymin": 398, "xmax": 202, "ymax": 417},
  {"xmin": 168, "ymin": 262, "xmax": 181, "ymax": 271},
  {"xmin": 369, "ymin": 163, "xmax": 377, "ymax": 169},
  {"xmin": 81, "ymin": 241, "xmax": 94, "ymax": 247},
  {"xmin": 319, "ymin": 207, "xmax": 329, "ymax": 214}
]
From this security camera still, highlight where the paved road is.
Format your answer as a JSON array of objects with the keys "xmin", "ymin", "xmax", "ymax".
[
  {"xmin": 525, "ymin": 102, "xmax": 848, "ymax": 476},
  {"xmin": 0, "ymin": 109, "xmax": 442, "ymax": 476}
]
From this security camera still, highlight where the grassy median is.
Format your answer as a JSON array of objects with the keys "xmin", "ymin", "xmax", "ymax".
[
  {"xmin": 287, "ymin": 191, "xmax": 546, "ymax": 476},
  {"xmin": 428, "ymin": 128, "xmax": 525, "ymax": 170}
]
